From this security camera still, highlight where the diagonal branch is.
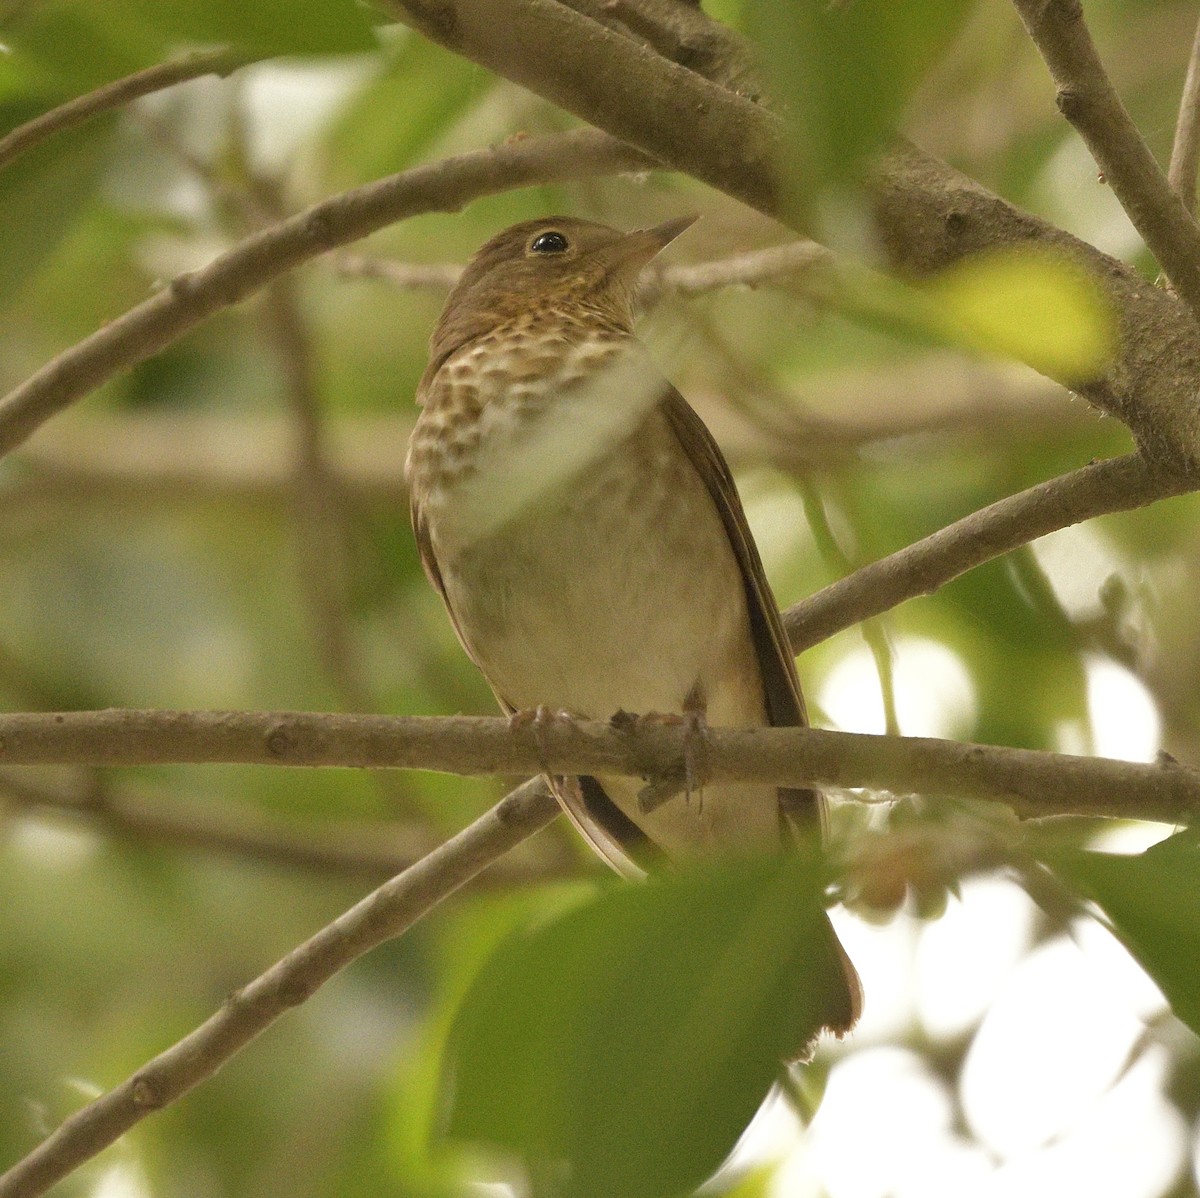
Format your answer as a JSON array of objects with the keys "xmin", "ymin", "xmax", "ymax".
[
  {"xmin": 0, "ymin": 129, "xmax": 650, "ymax": 459},
  {"xmin": 783, "ymin": 452, "xmax": 1196, "ymax": 650},
  {"xmin": 0, "ymin": 709, "xmax": 1197, "ymax": 823},
  {"xmin": 1011, "ymin": 0, "xmax": 1200, "ymax": 321},
  {"xmin": 0, "ymin": 48, "xmax": 249, "ymax": 172},
  {"xmin": 0, "ymin": 778, "xmax": 560, "ymax": 1198}
]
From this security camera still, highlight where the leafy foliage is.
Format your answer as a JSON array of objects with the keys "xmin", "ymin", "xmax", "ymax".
[
  {"xmin": 1, "ymin": 0, "xmax": 1199, "ymax": 1196},
  {"xmin": 445, "ymin": 857, "xmax": 841, "ymax": 1198}
]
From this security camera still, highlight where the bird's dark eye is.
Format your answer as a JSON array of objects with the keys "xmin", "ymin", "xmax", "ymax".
[{"xmin": 529, "ymin": 230, "xmax": 570, "ymax": 254}]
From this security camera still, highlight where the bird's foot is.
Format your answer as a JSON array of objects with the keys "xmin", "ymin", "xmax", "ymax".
[
  {"xmin": 633, "ymin": 709, "xmax": 709, "ymax": 816},
  {"xmin": 508, "ymin": 705, "xmax": 575, "ymax": 774}
]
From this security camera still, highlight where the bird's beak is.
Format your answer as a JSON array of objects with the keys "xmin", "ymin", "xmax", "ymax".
[{"xmin": 604, "ymin": 214, "xmax": 700, "ymax": 274}]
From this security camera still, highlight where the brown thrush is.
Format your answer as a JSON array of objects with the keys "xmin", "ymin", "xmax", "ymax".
[{"xmin": 406, "ymin": 216, "xmax": 861, "ymax": 1036}]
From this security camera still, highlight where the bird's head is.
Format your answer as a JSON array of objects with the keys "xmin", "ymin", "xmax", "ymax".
[{"xmin": 427, "ymin": 215, "xmax": 697, "ymax": 372}]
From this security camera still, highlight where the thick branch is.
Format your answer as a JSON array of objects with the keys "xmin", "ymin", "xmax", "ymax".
[
  {"xmin": 0, "ymin": 710, "xmax": 1196, "ymax": 822},
  {"xmin": 0, "ymin": 778, "xmax": 560, "ymax": 1198},
  {"xmin": 0, "ymin": 49, "xmax": 248, "ymax": 172},
  {"xmin": 381, "ymin": 0, "xmax": 1200, "ymax": 466},
  {"xmin": 784, "ymin": 452, "xmax": 1196, "ymax": 650},
  {"xmin": 1011, "ymin": 0, "xmax": 1200, "ymax": 321},
  {"xmin": 0, "ymin": 129, "xmax": 649, "ymax": 459}
]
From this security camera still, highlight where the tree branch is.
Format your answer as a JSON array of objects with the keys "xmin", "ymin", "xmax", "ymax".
[
  {"xmin": 380, "ymin": 0, "xmax": 1200, "ymax": 467},
  {"xmin": 1168, "ymin": 13, "xmax": 1200, "ymax": 214},
  {"xmin": 784, "ymin": 452, "xmax": 1196, "ymax": 650},
  {"xmin": 0, "ymin": 777, "xmax": 560, "ymax": 1198},
  {"xmin": 1011, "ymin": 0, "xmax": 1200, "ymax": 321},
  {"xmin": 336, "ymin": 238, "xmax": 835, "ymax": 299},
  {"xmin": 0, "ymin": 129, "xmax": 650, "ymax": 459},
  {"xmin": 0, "ymin": 709, "xmax": 1196, "ymax": 823},
  {"xmin": 0, "ymin": 48, "xmax": 248, "ymax": 172}
]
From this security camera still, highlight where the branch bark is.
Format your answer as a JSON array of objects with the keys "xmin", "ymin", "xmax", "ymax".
[
  {"xmin": 0, "ymin": 709, "xmax": 1196, "ymax": 823},
  {"xmin": 783, "ymin": 452, "xmax": 1195, "ymax": 650},
  {"xmin": 0, "ymin": 129, "xmax": 649, "ymax": 459},
  {"xmin": 0, "ymin": 778, "xmax": 560, "ymax": 1198},
  {"xmin": 1011, "ymin": 0, "xmax": 1200, "ymax": 321}
]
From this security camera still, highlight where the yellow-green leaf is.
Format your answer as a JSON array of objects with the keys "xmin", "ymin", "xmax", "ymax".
[{"xmin": 924, "ymin": 247, "xmax": 1116, "ymax": 383}]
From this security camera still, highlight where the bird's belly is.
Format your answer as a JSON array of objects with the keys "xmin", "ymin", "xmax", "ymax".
[
  {"xmin": 430, "ymin": 412, "xmax": 782, "ymax": 854},
  {"xmin": 438, "ymin": 417, "xmax": 753, "ymax": 719}
]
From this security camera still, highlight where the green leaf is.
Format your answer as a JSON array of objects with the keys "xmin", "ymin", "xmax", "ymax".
[
  {"xmin": 923, "ymin": 246, "xmax": 1117, "ymax": 383},
  {"xmin": 1041, "ymin": 831, "xmax": 1200, "ymax": 1038},
  {"xmin": 442, "ymin": 857, "xmax": 847, "ymax": 1198},
  {"xmin": 322, "ymin": 36, "xmax": 488, "ymax": 186},
  {"xmin": 0, "ymin": 115, "xmax": 116, "ymax": 303},
  {"xmin": 4, "ymin": 0, "xmax": 374, "ymax": 73},
  {"xmin": 745, "ymin": 0, "xmax": 974, "ymax": 215},
  {"xmin": 97, "ymin": 0, "xmax": 377, "ymax": 57}
]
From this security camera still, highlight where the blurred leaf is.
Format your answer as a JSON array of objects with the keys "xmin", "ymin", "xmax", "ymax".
[
  {"xmin": 0, "ymin": 7, "xmax": 152, "ymax": 92},
  {"xmin": 1042, "ymin": 831, "xmax": 1200, "ymax": 1038},
  {"xmin": 323, "ymin": 37, "xmax": 487, "ymax": 185},
  {"xmin": 745, "ymin": 0, "xmax": 973, "ymax": 215},
  {"xmin": 96, "ymin": 0, "xmax": 377, "ymax": 56},
  {"xmin": 924, "ymin": 246, "xmax": 1117, "ymax": 383},
  {"xmin": 4, "ymin": 0, "xmax": 373, "ymax": 73},
  {"xmin": 0, "ymin": 116, "xmax": 115, "ymax": 303},
  {"xmin": 443, "ymin": 856, "xmax": 845, "ymax": 1198}
]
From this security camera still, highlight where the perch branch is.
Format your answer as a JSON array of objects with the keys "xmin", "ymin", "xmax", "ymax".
[{"xmin": 0, "ymin": 710, "xmax": 1197, "ymax": 823}]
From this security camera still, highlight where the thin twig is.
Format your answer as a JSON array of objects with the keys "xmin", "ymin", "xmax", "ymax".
[
  {"xmin": 0, "ymin": 709, "xmax": 1197, "ymax": 822},
  {"xmin": 336, "ymin": 239, "xmax": 834, "ymax": 300},
  {"xmin": 784, "ymin": 452, "xmax": 1195, "ymax": 650},
  {"xmin": 0, "ymin": 778, "xmax": 561, "ymax": 1198},
  {"xmin": 0, "ymin": 129, "xmax": 651, "ymax": 459},
  {"xmin": 0, "ymin": 48, "xmax": 248, "ymax": 172},
  {"xmin": 1010, "ymin": 0, "xmax": 1200, "ymax": 321},
  {"xmin": 1168, "ymin": 13, "xmax": 1200, "ymax": 214}
]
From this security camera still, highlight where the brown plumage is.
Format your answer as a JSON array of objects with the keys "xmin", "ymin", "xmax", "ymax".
[{"xmin": 405, "ymin": 216, "xmax": 861, "ymax": 1038}]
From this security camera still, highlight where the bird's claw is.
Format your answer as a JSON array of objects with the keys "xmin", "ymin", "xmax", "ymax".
[
  {"xmin": 509, "ymin": 705, "xmax": 575, "ymax": 774},
  {"xmin": 634, "ymin": 709, "xmax": 709, "ymax": 815}
]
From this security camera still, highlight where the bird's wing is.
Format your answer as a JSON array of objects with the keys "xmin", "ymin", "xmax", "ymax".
[
  {"xmin": 411, "ymin": 491, "xmax": 480, "ymax": 672},
  {"xmin": 658, "ymin": 384, "xmax": 825, "ymax": 836}
]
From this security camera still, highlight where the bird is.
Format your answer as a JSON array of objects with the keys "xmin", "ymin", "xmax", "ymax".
[{"xmin": 405, "ymin": 215, "xmax": 861, "ymax": 1039}]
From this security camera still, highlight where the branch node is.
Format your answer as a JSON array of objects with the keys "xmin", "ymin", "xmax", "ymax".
[
  {"xmin": 303, "ymin": 210, "xmax": 335, "ymax": 250},
  {"xmin": 130, "ymin": 1076, "xmax": 163, "ymax": 1110},
  {"xmin": 265, "ymin": 725, "xmax": 294, "ymax": 759},
  {"xmin": 943, "ymin": 210, "xmax": 969, "ymax": 238},
  {"xmin": 1054, "ymin": 86, "xmax": 1084, "ymax": 119}
]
